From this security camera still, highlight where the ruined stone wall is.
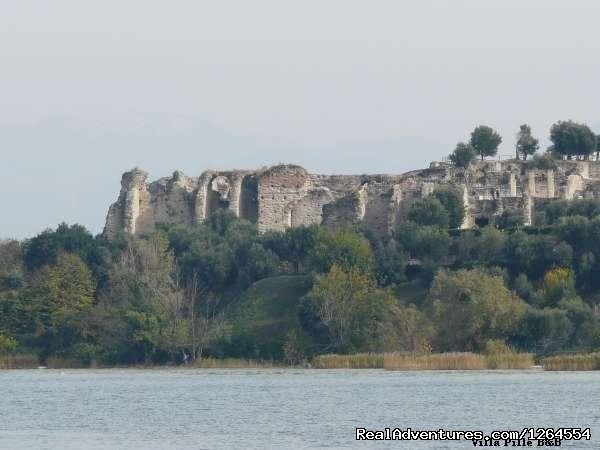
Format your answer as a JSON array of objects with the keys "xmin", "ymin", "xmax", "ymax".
[
  {"xmin": 103, "ymin": 160, "xmax": 600, "ymax": 239},
  {"xmin": 256, "ymin": 165, "xmax": 311, "ymax": 232}
]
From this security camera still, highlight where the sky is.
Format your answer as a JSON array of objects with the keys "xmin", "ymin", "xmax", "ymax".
[{"xmin": 1, "ymin": 0, "xmax": 599, "ymax": 239}]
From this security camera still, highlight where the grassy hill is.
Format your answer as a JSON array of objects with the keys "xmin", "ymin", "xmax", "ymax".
[
  {"xmin": 220, "ymin": 275, "xmax": 428, "ymax": 359},
  {"xmin": 223, "ymin": 275, "xmax": 314, "ymax": 359}
]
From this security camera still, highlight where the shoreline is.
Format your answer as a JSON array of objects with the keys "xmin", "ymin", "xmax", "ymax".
[{"xmin": 2, "ymin": 352, "xmax": 599, "ymax": 371}]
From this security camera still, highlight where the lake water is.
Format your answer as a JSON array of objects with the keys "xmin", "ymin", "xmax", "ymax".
[{"xmin": 0, "ymin": 369, "xmax": 598, "ymax": 449}]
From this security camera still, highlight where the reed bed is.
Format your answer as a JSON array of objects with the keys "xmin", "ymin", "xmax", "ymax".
[
  {"xmin": 312, "ymin": 352, "xmax": 534, "ymax": 370},
  {"xmin": 312, "ymin": 353, "xmax": 384, "ymax": 369},
  {"xmin": 0, "ymin": 354, "xmax": 39, "ymax": 369},
  {"xmin": 541, "ymin": 353, "xmax": 600, "ymax": 371},
  {"xmin": 44, "ymin": 356, "xmax": 90, "ymax": 369},
  {"xmin": 484, "ymin": 352, "xmax": 534, "ymax": 369},
  {"xmin": 193, "ymin": 357, "xmax": 277, "ymax": 369},
  {"xmin": 384, "ymin": 352, "xmax": 487, "ymax": 370}
]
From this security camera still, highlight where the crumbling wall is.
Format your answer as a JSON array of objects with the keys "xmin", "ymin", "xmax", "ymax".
[
  {"xmin": 104, "ymin": 160, "xmax": 600, "ymax": 239},
  {"xmin": 257, "ymin": 165, "xmax": 310, "ymax": 232}
]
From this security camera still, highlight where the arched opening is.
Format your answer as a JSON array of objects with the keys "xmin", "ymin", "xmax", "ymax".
[
  {"xmin": 239, "ymin": 175, "xmax": 258, "ymax": 223},
  {"xmin": 206, "ymin": 176, "xmax": 230, "ymax": 217}
]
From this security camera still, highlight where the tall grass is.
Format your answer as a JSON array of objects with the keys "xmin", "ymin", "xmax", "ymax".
[
  {"xmin": 484, "ymin": 352, "xmax": 534, "ymax": 369},
  {"xmin": 44, "ymin": 357, "xmax": 90, "ymax": 369},
  {"xmin": 384, "ymin": 352, "xmax": 487, "ymax": 370},
  {"xmin": 194, "ymin": 358, "xmax": 278, "ymax": 369},
  {"xmin": 312, "ymin": 352, "xmax": 534, "ymax": 370},
  {"xmin": 0, "ymin": 353, "xmax": 39, "ymax": 369},
  {"xmin": 312, "ymin": 353, "xmax": 384, "ymax": 369},
  {"xmin": 541, "ymin": 353, "xmax": 600, "ymax": 371}
]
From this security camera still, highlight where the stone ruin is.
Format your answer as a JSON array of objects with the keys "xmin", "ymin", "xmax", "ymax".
[{"xmin": 103, "ymin": 159, "xmax": 600, "ymax": 238}]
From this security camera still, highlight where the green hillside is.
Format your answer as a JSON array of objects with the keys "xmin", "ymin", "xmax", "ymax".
[{"xmin": 224, "ymin": 275, "xmax": 314, "ymax": 359}]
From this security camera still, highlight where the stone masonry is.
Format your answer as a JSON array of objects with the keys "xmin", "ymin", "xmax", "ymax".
[{"xmin": 103, "ymin": 160, "xmax": 600, "ymax": 238}]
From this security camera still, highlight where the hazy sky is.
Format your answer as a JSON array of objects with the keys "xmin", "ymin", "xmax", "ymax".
[{"xmin": 1, "ymin": 1, "xmax": 599, "ymax": 239}]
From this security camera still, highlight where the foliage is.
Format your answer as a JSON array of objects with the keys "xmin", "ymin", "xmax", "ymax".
[
  {"xmin": 429, "ymin": 269, "xmax": 526, "ymax": 351},
  {"xmin": 262, "ymin": 226, "xmax": 317, "ymax": 272},
  {"xmin": 512, "ymin": 273, "xmax": 534, "ymax": 302},
  {"xmin": 309, "ymin": 228, "xmax": 374, "ymax": 274},
  {"xmin": 0, "ymin": 333, "xmax": 17, "ymax": 354},
  {"xmin": 536, "ymin": 199, "xmax": 600, "ymax": 225},
  {"xmin": 432, "ymin": 188, "xmax": 465, "ymax": 229},
  {"xmin": 21, "ymin": 253, "xmax": 95, "ymax": 359},
  {"xmin": 303, "ymin": 265, "xmax": 394, "ymax": 353},
  {"xmin": 396, "ymin": 222, "xmax": 450, "ymax": 262},
  {"xmin": 515, "ymin": 124, "xmax": 539, "ymax": 160},
  {"xmin": 496, "ymin": 208, "xmax": 524, "ymax": 230},
  {"xmin": 456, "ymin": 226, "xmax": 506, "ymax": 266},
  {"xmin": 550, "ymin": 120, "xmax": 597, "ymax": 159},
  {"xmin": 517, "ymin": 307, "xmax": 573, "ymax": 354},
  {"xmin": 449, "ymin": 142, "xmax": 476, "ymax": 168},
  {"xmin": 5, "ymin": 194, "xmax": 600, "ymax": 364},
  {"xmin": 22, "ymin": 223, "xmax": 108, "ymax": 284},
  {"xmin": 526, "ymin": 153, "xmax": 557, "ymax": 170},
  {"xmin": 407, "ymin": 196, "xmax": 449, "ymax": 228},
  {"xmin": 372, "ymin": 239, "xmax": 407, "ymax": 286},
  {"xmin": 470, "ymin": 125, "xmax": 502, "ymax": 160},
  {"xmin": 540, "ymin": 267, "xmax": 575, "ymax": 307}
]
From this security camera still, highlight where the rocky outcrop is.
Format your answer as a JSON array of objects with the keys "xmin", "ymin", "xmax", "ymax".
[{"xmin": 103, "ymin": 160, "xmax": 600, "ymax": 238}]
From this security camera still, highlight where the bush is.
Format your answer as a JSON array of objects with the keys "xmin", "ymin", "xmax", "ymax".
[
  {"xmin": 408, "ymin": 197, "xmax": 449, "ymax": 228},
  {"xmin": 526, "ymin": 153, "xmax": 557, "ymax": 170}
]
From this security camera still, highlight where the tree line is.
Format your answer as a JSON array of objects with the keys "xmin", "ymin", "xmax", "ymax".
[
  {"xmin": 449, "ymin": 120, "xmax": 600, "ymax": 167},
  {"xmin": 2, "ymin": 189, "xmax": 600, "ymax": 364}
]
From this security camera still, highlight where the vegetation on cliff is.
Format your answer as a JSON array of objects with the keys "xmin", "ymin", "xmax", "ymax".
[{"xmin": 2, "ymin": 191, "xmax": 600, "ymax": 366}]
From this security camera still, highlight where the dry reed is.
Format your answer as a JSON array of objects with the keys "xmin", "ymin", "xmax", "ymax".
[
  {"xmin": 312, "ymin": 353, "xmax": 384, "ymax": 369},
  {"xmin": 312, "ymin": 351, "xmax": 534, "ymax": 370},
  {"xmin": 194, "ymin": 357, "xmax": 278, "ymax": 369},
  {"xmin": 541, "ymin": 353, "xmax": 600, "ymax": 371},
  {"xmin": 0, "ymin": 354, "xmax": 39, "ymax": 369}
]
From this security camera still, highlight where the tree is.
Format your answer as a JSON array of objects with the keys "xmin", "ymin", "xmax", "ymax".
[
  {"xmin": 396, "ymin": 222, "xmax": 451, "ymax": 262},
  {"xmin": 98, "ymin": 234, "xmax": 187, "ymax": 362},
  {"xmin": 180, "ymin": 271, "xmax": 225, "ymax": 361},
  {"xmin": 512, "ymin": 273, "xmax": 534, "ymax": 302},
  {"xmin": 515, "ymin": 124, "xmax": 539, "ymax": 160},
  {"xmin": 496, "ymin": 208, "xmax": 524, "ymax": 230},
  {"xmin": 470, "ymin": 125, "xmax": 502, "ymax": 160},
  {"xmin": 36, "ymin": 253, "xmax": 95, "ymax": 325},
  {"xmin": 262, "ymin": 226, "xmax": 317, "ymax": 273},
  {"xmin": 373, "ymin": 239, "xmax": 407, "ymax": 286},
  {"xmin": 0, "ymin": 240, "xmax": 22, "ymax": 273},
  {"xmin": 539, "ymin": 267, "xmax": 576, "ymax": 307},
  {"xmin": 433, "ymin": 188, "xmax": 465, "ymax": 228},
  {"xmin": 449, "ymin": 142, "xmax": 476, "ymax": 168},
  {"xmin": 383, "ymin": 304, "xmax": 434, "ymax": 353},
  {"xmin": 407, "ymin": 197, "xmax": 450, "ymax": 228},
  {"xmin": 429, "ymin": 269, "xmax": 526, "ymax": 351},
  {"xmin": 596, "ymin": 134, "xmax": 600, "ymax": 161},
  {"xmin": 518, "ymin": 307, "xmax": 572, "ymax": 354},
  {"xmin": 309, "ymin": 228, "xmax": 374, "ymax": 274},
  {"xmin": 549, "ymin": 120, "xmax": 597, "ymax": 160},
  {"xmin": 473, "ymin": 226, "xmax": 507, "ymax": 265},
  {"xmin": 22, "ymin": 223, "xmax": 108, "ymax": 288},
  {"xmin": 0, "ymin": 333, "xmax": 17, "ymax": 358},
  {"xmin": 557, "ymin": 296, "xmax": 600, "ymax": 349},
  {"xmin": 24, "ymin": 253, "xmax": 95, "ymax": 358},
  {"xmin": 304, "ymin": 265, "xmax": 395, "ymax": 352}
]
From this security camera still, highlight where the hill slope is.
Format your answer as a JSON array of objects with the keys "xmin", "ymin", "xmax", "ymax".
[{"xmin": 224, "ymin": 275, "xmax": 314, "ymax": 359}]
